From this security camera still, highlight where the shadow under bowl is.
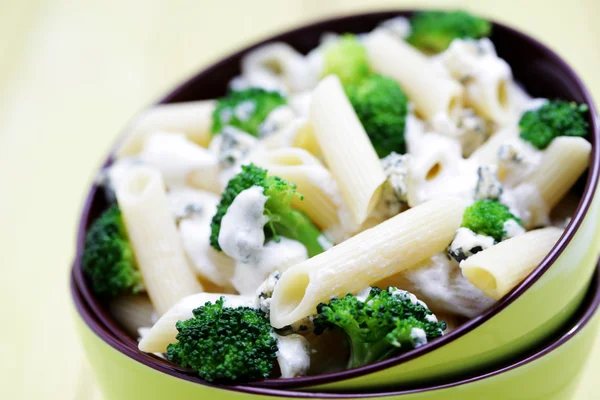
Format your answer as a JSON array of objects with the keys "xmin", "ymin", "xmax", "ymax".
[{"xmin": 72, "ymin": 10, "xmax": 600, "ymax": 392}]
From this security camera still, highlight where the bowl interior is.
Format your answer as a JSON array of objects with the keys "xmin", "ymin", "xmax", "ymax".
[{"xmin": 73, "ymin": 9, "xmax": 600, "ymax": 390}]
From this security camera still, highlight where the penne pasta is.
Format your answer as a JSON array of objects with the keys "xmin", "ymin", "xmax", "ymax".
[
  {"xmin": 261, "ymin": 118, "xmax": 322, "ymax": 157},
  {"xmin": 468, "ymin": 126, "xmax": 518, "ymax": 165},
  {"xmin": 116, "ymin": 165, "xmax": 203, "ymax": 315},
  {"xmin": 117, "ymin": 100, "xmax": 216, "ymax": 158},
  {"xmin": 138, "ymin": 293, "xmax": 256, "ymax": 353},
  {"xmin": 252, "ymin": 147, "xmax": 340, "ymax": 230},
  {"xmin": 241, "ymin": 42, "xmax": 317, "ymax": 93},
  {"xmin": 269, "ymin": 197, "xmax": 467, "ymax": 328},
  {"xmin": 108, "ymin": 294, "xmax": 156, "ymax": 338},
  {"xmin": 465, "ymin": 65, "xmax": 512, "ymax": 124},
  {"xmin": 310, "ymin": 75, "xmax": 386, "ymax": 227},
  {"xmin": 439, "ymin": 39, "xmax": 513, "ymax": 124},
  {"xmin": 461, "ymin": 227, "xmax": 563, "ymax": 300},
  {"xmin": 138, "ymin": 132, "xmax": 221, "ymax": 193},
  {"xmin": 521, "ymin": 136, "xmax": 591, "ymax": 210},
  {"xmin": 365, "ymin": 30, "xmax": 463, "ymax": 121}
]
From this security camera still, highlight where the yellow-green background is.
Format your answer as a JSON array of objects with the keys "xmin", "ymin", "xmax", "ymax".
[{"xmin": 2, "ymin": 0, "xmax": 599, "ymax": 398}]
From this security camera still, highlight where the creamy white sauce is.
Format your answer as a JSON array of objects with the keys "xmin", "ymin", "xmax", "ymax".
[
  {"xmin": 430, "ymin": 108, "xmax": 489, "ymax": 157},
  {"xmin": 317, "ymin": 235, "xmax": 334, "ymax": 250},
  {"xmin": 275, "ymin": 333, "xmax": 311, "ymax": 378},
  {"xmin": 218, "ymin": 186, "xmax": 269, "ymax": 264},
  {"xmin": 381, "ymin": 152, "xmax": 411, "ymax": 204},
  {"xmin": 167, "ymin": 187, "xmax": 218, "ymax": 223},
  {"xmin": 355, "ymin": 286, "xmax": 372, "ymax": 302},
  {"xmin": 231, "ymin": 237, "xmax": 309, "ymax": 296},
  {"xmin": 287, "ymin": 92, "xmax": 312, "ymax": 118},
  {"xmin": 410, "ymin": 327, "xmax": 428, "ymax": 348},
  {"xmin": 501, "ymin": 183, "xmax": 550, "ymax": 229},
  {"xmin": 139, "ymin": 132, "xmax": 218, "ymax": 188},
  {"xmin": 407, "ymin": 132, "xmax": 478, "ymax": 206},
  {"xmin": 235, "ymin": 64, "xmax": 290, "ymax": 94},
  {"xmin": 209, "ymin": 126, "xmax": 260, "ymax": 169},
  {"xmin": 169, "ymin": 188, "xmax": 236, "ymax": 286},
  {"xmin": 258, "ymin": 105, "xmax": 296, "ymax": 138},
  {"xmin": 180, "ymin": 219, "xmax": 235, "ymax": 287},
  {"xmin": 503, "ymin": 219, "xmax": 526, "ymax": 239},
  {"xmin": 377, "ymin": 16, "xmax": 412, "ymax": 39},
  {"xmin": 497, "ymin": 138, "xmax": 543, "ymax": 187},
  {"xmin": 100, "ymin": 157, "xmax": 142, "ymax": 200},
  {"xmin": 386, "ymin": 253, "xmax": 496, "ymax": 318},
  {"xmin": 474, "ymin": 165, "xmax": 503, "ymax": 201},
  {"xmin": 404, "ymin": 113, "xmax": 427, "ymax": 154},
  {"xmin": 437, "ymin": 38, "xmax": 513, "ymax": 123},
  {"xmin": 241, "ymin": 42, "xmax": 317, "ymax": 93},
  {"xmin": 256, "ymin": 270, "xmax": 281, "ymax": 314},
  {"xmin": 425, "ymin": 314, "xmax": 438, "ymax": 323},
  {"xmin": 449, "ymin": 227, "xmax": 495, "ymax": 262},
  {"xmin": 433, "ymin": 38, "xmax": 500, "ymax": 82},
  {"xmin": 228, "ymin": 73, "xmax": 287, "ymax": 94},
  {"xmin": 261, "ymin": 117, "xmax": 309, "ymax": 150},
  {"xmin": 234, "ymin": 100, "xmax": 256, "ymax": 122}
]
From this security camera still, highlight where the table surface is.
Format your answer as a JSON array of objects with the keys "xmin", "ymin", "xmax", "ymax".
[{"xmin": 2, "ymin": 0, "xmax": 600, "ymax": 398}]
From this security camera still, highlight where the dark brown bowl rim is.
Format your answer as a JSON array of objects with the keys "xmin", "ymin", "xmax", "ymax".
[
  {"xmin": 72, "ymin": 9, "xmax": 600, "ymax": 390},
  {"xmin": 71, "ymin": 263, "xmax": 600, "ymax": 398}
]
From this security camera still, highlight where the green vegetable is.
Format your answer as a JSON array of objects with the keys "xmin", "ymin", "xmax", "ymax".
[
  {"xmin": 346, "ymin": 74, "xmax": 409, "ymax": 157},
  {"xmin": 211, "ymin": 88, "xmax": 286, "ymax": 136},
  {"xmin": 82, "ymin": 206, "xmax": 143, "ymax": 297},
  {"xmin": 461, "ymin": 200, "xmax": 521, "ymax": 242},
  {"xmin": 166, "ymin": 297, "xmax": 278, "ymax": 382},
  {"xmin": 322, "ymin": 34, "xmax": 370, "ymax": 85},
  {"xmin": 313, "ymin": 287, "xmax": 445, "ymax": 369},
  {"xmin": 519, "ymin": 100, "xmax": 589, "ymax": 149},
  {"xmin": 210, "ymin": 164, "xmax": 325, "ymax": 257},
  {"xmin": 407, "ymin": 10, "xmax": 491, "ymax": 53}
]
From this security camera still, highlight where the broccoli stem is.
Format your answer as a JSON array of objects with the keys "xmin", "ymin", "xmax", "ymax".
[
  {"xmin": 348, "ymin": 337, "xmax": 397, "ymax": 369},
  {"xmin": 272, "ymin": 209, "xmax": 326, "ymax": 257}
]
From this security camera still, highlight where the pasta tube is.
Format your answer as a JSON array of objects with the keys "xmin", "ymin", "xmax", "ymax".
[
  {"xmin": 269, "ymin": 197, "xmax": 467, "ymax": 328},
  {"xmin": 310, "ymin": 75, "xmax": 386, "ymax": 226},
  {"xmin": 461, "ymin": 227, "xmax": 563, "ymax": 300},
  {"xmin": 522, "ymin": 136, "xmax": 591, "ymax": 210},
  {"xmin": 253, "ymin": 147, "xmax": 340, "ymax": 230},
  {"xmin": 116, "ymin": 166, "xmax": 203, "ymax": 315},
  {"xmin": 108, "ymin": 294, "xmax": 156, "ymax": 337},
  {"xmin": 365, "ymin": 30, "xmax": 463, "ymax": 120},
  {"xmin": 117, "ymin": 100, "xmax": 215, "ymax": 158}
]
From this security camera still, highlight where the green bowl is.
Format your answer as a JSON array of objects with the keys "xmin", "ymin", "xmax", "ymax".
[
  {"xmin": 73, "ymin": 10, "xmax": 600, "ymax": 392},
  {"xmin": 73, "ymin": 265, "xmax": 600, "ymax": 400}
]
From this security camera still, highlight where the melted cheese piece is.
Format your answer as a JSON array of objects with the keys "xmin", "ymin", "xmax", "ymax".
[{"xmin": 218, "ymin": 186, "xmax": 269, "ymax": 264}]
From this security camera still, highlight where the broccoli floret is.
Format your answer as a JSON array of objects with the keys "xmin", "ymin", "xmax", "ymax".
[
  {"xmin": 313, "ymin": 287, "xmax": 445, "ymax": 369},
  {"xmin": 461, "ymin": 200, "xmax": 521, "ymax": 242},
  {"xmin": 346, "ymin": 74, "xmax": 409, "ymax": 157},
  {"xmin": 407, "ymin": 11, "xmax": 491, "ymax": 53},
  {"xmin": 519, "ymin": 101, "xmax": 589, "ymax": 149},
  {"xmin": 210, "ymin": 164, "xmax": 325, "ymax": 257},
  {"xmin": 212, "ymin": 88, "xmax": 286, "ymax": 136},
  {"xmin": 322, "ymin": 34, "xmax": 370, "ymax": 85},
  {"xmin": 82, "ymin": 206, "xmax": 143, "ymax": 297},
  {"xmin": 166, "ymin": 297, "xmax": 278, "ymax": 382}
]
